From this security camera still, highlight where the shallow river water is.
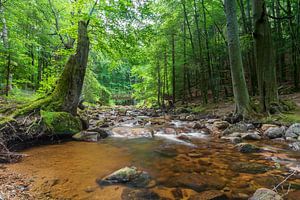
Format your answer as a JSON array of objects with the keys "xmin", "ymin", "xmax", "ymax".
[{"xmin": 7, "ymin": 117, "xmax": 300, "ymax": 200}]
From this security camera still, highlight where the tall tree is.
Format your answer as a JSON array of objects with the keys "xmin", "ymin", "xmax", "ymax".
[
  {"xmin": 224, "ymin": 0, "xmax": 251, "ymax": 116},
  {"xmin": 253, "ymin": 0, "xmax": 278, "ymax": 113},
  {"xmin": 0, "ymin": 0, "xmax": 12, "ymax": 95}
]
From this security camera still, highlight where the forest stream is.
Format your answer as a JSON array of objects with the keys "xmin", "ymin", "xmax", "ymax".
[{"xmin": 3, "ymin": 107, "xmax": 300, "ymax": 200}]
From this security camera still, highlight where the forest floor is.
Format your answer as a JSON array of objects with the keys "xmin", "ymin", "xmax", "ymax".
[{"xmin": 0, "ymin": 93, "xmax": 300, "ymax": 199}]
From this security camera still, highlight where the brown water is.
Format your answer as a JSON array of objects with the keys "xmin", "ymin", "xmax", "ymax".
[{"xmin": 8, "ymin": 133, "xmax": 300, "ymax": 200}]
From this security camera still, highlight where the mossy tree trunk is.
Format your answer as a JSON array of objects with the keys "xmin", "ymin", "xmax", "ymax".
[
  {"xmin": 16, "ymin": 21, "xmax": 89, "ymax": 117},
  {"xmin": 253, "ymin": 0, "xmax": 279, "ymax": 113},
  {"xmin": 50, "ymin": 21, "xmax": 90, "ymax": 115},
  {"xmin": 225, "ymin": 0, "xmax": 251, "ymax": 117}
]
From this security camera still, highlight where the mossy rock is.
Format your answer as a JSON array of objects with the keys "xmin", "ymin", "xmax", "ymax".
[{"xmin": 41, "ymin": 110, "xmax": 82, "ymax": 135}]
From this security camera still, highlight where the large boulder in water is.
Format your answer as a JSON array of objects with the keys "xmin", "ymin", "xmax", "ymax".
[
  {"xmin": 264, "ymin": 127, "xmax": 285, "ymax": 139},
  {"xmin": 249, "ymin": 188, "xmax": 282, "ymax": 200},
  {"xmin": 285, "ymin": 123, "xmax": 300, "ymax": 138},
  {"xmin": 96, "ymin": 166, "xmax": 152, "ymax": 188}
]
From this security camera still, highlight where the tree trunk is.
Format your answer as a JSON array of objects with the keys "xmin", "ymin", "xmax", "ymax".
[
  {"xmin": 172, "ymin": 34, "xmax": 176, "ymax": 105},
  {"xmin": 0, "ymin": 1, "xmax": 12, "ymax": 95},
  {"xmin": 158, "ymin": 60, "xmax": 162, "ymax": 107},
  {"xmin": 51, "ymin": 21, "xmax": 89, "ymax": 115},
  {"xmin": 17, "ymin": 21, "xmax": 90, "ymax": 116},
  {"xmin": 253, "ymin": 0, "xmax": 278, "ymax": 112},
  {"xmin": 225, "ymin": 0, "xmax": 251, "ymax": 116}
]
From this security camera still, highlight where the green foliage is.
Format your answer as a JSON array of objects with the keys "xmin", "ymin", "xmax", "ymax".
[
  {"xmin": 4, "ymin": 88, "xmax": 38, "ymax": 104},
  {"xmin": 82, "ymin": 69, "xmax": 111, "ymax": 105},
  {"xmin": 41, "ymin": 110, "xmax": 82, "ymax": 135}
]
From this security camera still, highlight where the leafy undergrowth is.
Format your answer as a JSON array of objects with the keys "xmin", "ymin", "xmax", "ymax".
[{"xmin": 3, "ymin": 88, "xmax": 39, "ymax": 104}]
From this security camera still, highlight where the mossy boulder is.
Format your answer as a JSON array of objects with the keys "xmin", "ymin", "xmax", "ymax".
[{"xmin": 41, "ymin": 110, "xmax": 82, "ymax": 135}]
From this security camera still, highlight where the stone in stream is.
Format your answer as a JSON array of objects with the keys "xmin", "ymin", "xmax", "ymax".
[
  {"xmin": 121, "ymin": 188, "xmax": 161, "ymax": 200},
  {"xmin": 72, "ymin": 130, "xmax": 109, "ymax": 142},
  {"xmin": 261, "ymin": 124, "xmax": 279, "ymax": 132},
  {"xmin": 249, "ymin": 188, "xmax": 282, "ymax": 200},
  {"xmin": 235, "ymin": 143, "xmax": 261, "ymax": 153},
  {"xmin": 213, "ymin": 121, "xmax": 230, "ymax": 130},
  {"xmin": 264, "ymin": 127, "xmax": 285, "ymax": 139},
  {"xmin": 97, "ymin": 166, "xmax": 152, "ymax": 188},
  {"xmin": 164, "ymin": 173, "xmax": 226, "ymax": 192},
  {"xmin": 230, "ymin": 162, "xmax": 270, "ymax": 174},
  {"xmin": 222, "ymin": 123, "xmax": 248, "ymax": 135},
  {"xmin": 285, "ymin": 123, "xmax": 300, "ymax": 138},
  {"xmin": 288, "ymin": 142, "xmax": 300, "ymax": 151},
  {"xmin": 188, "ymin": 190, "xmax": 228, "ymax": 200},
  {"xmin": 186, "ymin": 115, "xmax": 195, "ymax": 121},
  {"xmin": 241, "ymin": 132, "xmax": 261, "ymax": 140}
]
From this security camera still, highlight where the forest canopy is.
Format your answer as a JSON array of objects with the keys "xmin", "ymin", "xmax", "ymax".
[{"xmin": 0, "ymin": 0, "xmax": 299, "ymax": 112}]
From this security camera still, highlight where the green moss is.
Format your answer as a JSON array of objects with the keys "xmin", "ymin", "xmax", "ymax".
[
  {"xmin": 0, "ymin": 116, "xmax": 15, "ymax": 125},
  {"xmin": 41, "ymin": 110, "xmax": 82, "ymax": 135},
  {"xmin": 191, "ymin": 106, "xmax": 207, "ymax": 114}
]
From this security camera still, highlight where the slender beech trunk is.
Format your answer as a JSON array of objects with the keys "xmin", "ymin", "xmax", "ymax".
[
  {"xmin": 181, "ymin": 0, "xmax": 194, "ymax": 100},
  {"xmin": 157, "ymin": 59, "xmax": 161, "ymax": 107},
  {"xmin": 172, "ymin": 34, "xmax": 176, "ymax": 105},
  {"xmin": 193, "ymin": 0, "xmax": 208, "ymax": 103},
  {"xmin": 182, "ymin": 20, "xmax": 187, "ymax": 104},
  {"xmin": 225, "ymin": 0, "xmax": 251, "ymax": 116},
  {"xmin": 253, "ymin": 0, "xmax": 278, "ymax": 112},
  {"xmin": 201, "ymin": 0, "xmax": 214, "ymax": 102},
  {"xmin": 0, "ymin": 1, "xmax": 12, "ymax": 95}
]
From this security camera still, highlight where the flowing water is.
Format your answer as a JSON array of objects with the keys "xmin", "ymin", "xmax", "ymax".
[{"xmin": 7, "ymin": 118, "xmax": 300, "ymax": 200}]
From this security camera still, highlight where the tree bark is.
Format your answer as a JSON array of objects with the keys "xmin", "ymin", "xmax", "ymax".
[
  {"xmin": 225, "ymin": 0, "xmax": 251, "ymax": 116},
  {"xmin": 52, "ymin": 21, "xmax": 90, "ymax": 115},
  {"xmin": 172, "ymin": 34, "xmax": 176, "ymax": 105},
  {"xmin": 253, "ymin": 0, "xmax": 279, "ymax": 112},
  {"xmin": 0, "ymin": 0, "xmax": 12, "ymax": 95}
]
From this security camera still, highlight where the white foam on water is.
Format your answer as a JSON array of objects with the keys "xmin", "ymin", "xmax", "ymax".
[
  {"xmin": 181, "ymin": 132, "xmax": 208, "ymax": 138},
  {"xmin": 154, "ymin": 132, "xmax": 196, "ymax": 147}
]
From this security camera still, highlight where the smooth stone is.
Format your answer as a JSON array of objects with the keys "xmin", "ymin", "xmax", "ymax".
[
  {"xmin": 213, "ymin": 121, "xmax": 230, "ymax": 130},
  {"xmin": 231, "ymin": 162, "xmax": 269, "ymax": 174},
  {"xmin": 186, "ymin": 115, "xmax": 195, "ymax": 121},
  {"xmin": 222, "ymin": 123, "xmax": 247, "ymax": 135},
  {"xmin": 235, "ymin": 143, "xmax": 261, "ymax": 153},
  {"xmin": 249, "ymin": 188, "xmax": 282, "ymax": 200},
  {"xmin": 241, "ymin": 132, "xmax": 261, "ymax": 140},
  {"xmin": 97, "ymin": 166, "xmax": 151, "ymax": 188},
  {"xmin": 264, "ymin": 127, "xmax": 285, "ymax": 139},
  {"xmin": 121, "ymin": 188, "xmax": 161, "ymax": 200},
  {"xmin": 188, "ymin": 190, "xmax": 228, "ymax": 200},
  {"xmin": 193, "ymin": 122, "xmax": 205, "ymax": 129},
  {"xmin": 261, "ymin": 124, "xmax": 279, "ymax": 132},
  {"xmin": 286, "ymin": 123, "xmax": 300, "ymax": 138},
  {"xmin": 288, "ymin": 142, "xmax": 300, "ymax": 151}
]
